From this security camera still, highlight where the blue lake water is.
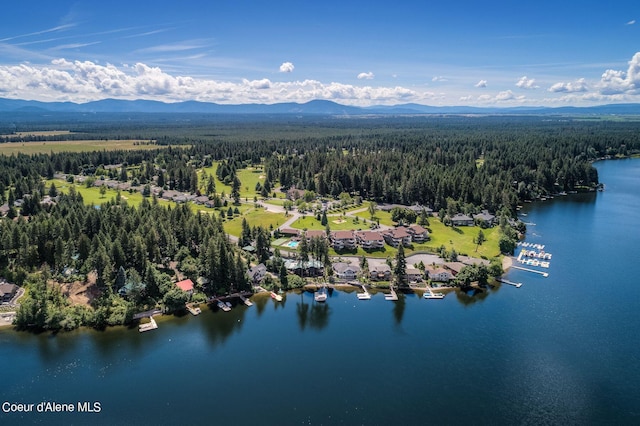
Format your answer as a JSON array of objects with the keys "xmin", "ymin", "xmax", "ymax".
[{"xmin": 1, "ymin": 158, "xmax": 639, "ymax": 425}]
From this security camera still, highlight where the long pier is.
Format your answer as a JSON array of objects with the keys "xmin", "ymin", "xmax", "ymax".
[
  {"xmin": 499, "ymin": 278, "xmax": 523, "ymax": 288},
  {"xmin": 511, "ymin": 265, "xmax": 549, "ymax": 277}
]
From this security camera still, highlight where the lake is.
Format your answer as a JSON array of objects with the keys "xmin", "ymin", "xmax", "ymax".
[{"xmin": 1, "ymin": 158, "xmax": 639, "ymax": 425}]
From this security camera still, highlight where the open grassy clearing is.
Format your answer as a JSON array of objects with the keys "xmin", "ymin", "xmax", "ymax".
[
  {"xmin": 223, "ymin": 207, "xmax": 287, "ymax": 237},
  {"xmin": 290, "ymin": 215, "xmax": 374, "ymax": 232},
  {"xmin": 426, "ymin": 219, "xmax": 501, "ymax": 258},
  {"xmin": 46, "ymin": 179, "xmax": 173, "ymax": 208},
  {"xmin": 354, "ymin": 209, "xmax": 395, "ymax": 226},
  {"xmin": 0, "ymin": 140, "xmax": 173, "ymax": 155}
]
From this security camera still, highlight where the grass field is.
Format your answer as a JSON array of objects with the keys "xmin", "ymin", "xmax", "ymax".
[
  {"xmin": 423, "ymin": 219, "xmax": 500, "ymax": 258},
  {"xmin": 290, "ymin": 215, "xmax": 373, "ymax": 232},
  {"xmin": 0, "ymin": 140, "xmax": 173, "ymax": 155},
  {"xmin": 223, "ymin": 207, "xmax": 287, "ymax": 237},
  {"xmin": 1, "ymin": 130, "xmax": 72, "ymax": 137},
  {"xmin": 46, "ymin": 179, "xmax": 173, "ymax": 208},
  {"xmin": 199, "ymin": 163, "xmax": 269, "ymax": 200}
]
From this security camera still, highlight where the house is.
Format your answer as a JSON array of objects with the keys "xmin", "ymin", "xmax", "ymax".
[
  {"xmin": 175, "ymin": 279, "xmax": 194, "ymax": 294},
  {"xmin": 194, "ymin": 195, "xmax": 210, "ymax": 205},
  {"xmin": 332, "ymin": 262, "xmax": 361, "ymax": 280},
  {"xmin": 451, "ymin": 213, "xmax": 474, "ymax": 226},
  {"xmin": 473, "ymin": 210, "xmax": 496, "ymax": 227},
  {"xmin": 0, "ymin": 204, "xmax": 9, "ymax": 216},
  {"xmin": 0, "ymin": 282, "xmax": 19, "ymax": 302},
  {"xmin": 286, "ymin": 186, "xmax": 305, "ymax": 201},
  {"xmin": 284, "ymin": 259, "xmax": 324, "ymax": 277},
  {"xmin": 331, "ymin": 230, "xmax": 356, "ymax": 250},
  {"xmin": 407, "ymin": 224, "xmax": 429, "ymax": 243},
  {"xmin": 161, "ymin": 190, "xmax": 179, "ymax": 201},
  {"xmin": 369, "ymin": 264, "xmax": 391, "ymax": 281},
  {"xmin": 305, "ymin": 230, "xmax": 327, "ymax": 241},
  {"xmin": 405, "ymin": 267, "xmax": 423, "ymax": 282},
  {"xmin": 356, "ymin": 231, "xmax": 385, "ymax": 250},
  {"xmin": 279, "ymin": 228, "xmax": 300, "ymax": 237},
  {"xmin": 424, "ymin": 265, "xmax": 454, "ymax": 282},
  {"xmin": 381, "ymin": 227, "xmax": 412, "ymax": 247},
  {"xmin": 248, "ymin": 263, "xmax": 267, "ymax": 283},
  {"xmin": 444, "ymin": 262, "xmax": 466, "ymax": 276}
]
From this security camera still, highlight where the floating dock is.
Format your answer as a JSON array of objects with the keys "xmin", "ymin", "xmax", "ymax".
[
  {"xmin": 239, "ymin": 295, "xmax": 253, "ymax": 306},
  {"xmin": 385, "ymin": 288, "xmax": 398, "ymax": 301},
  {"xmin": 499, "ymin": 279, "xmax": 522, "ymax": 288},
  {"xmin": 139, "ymin": 316, "xmax": 158, "ymax": 332},
  {"xmin": 187, "ymin": 304, "xmax": 202, "ymax": 315},
  {"xmin": 424, "ymin": 287, "xmax": 445, "ymax": 299},
  {"xmin": 511, "ymin": 265, "xmax": 549, "ymax": 277}
]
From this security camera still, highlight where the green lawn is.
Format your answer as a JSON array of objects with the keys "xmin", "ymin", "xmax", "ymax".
[
  {"xmin": 353, "ymin": 209, "xmax": 395, "ymax": 226},
  {"xmin": 199, "ymin": 163, "xmax": 269, "ymax": 200},
  {"xmin": 425, "ymin": 219, "xmax": 501, "ymax": 258},
  {"xmin": 290, "ymin": 215, "xmax": 372, "ymax": 232},
  {"xmin": 46, "ymin": 179, "xmax": 173, "ymax": 208},
  {"xmin": 223, "ymin": 207, "xmax": 287, "ymax": 237}
]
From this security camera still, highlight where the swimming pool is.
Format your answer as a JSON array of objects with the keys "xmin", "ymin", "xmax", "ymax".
[{"xmin": 285, "ymin": 241, "xmax": 299, "ymax": 248}]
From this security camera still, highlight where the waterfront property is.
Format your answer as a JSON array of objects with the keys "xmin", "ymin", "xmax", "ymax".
[
  {"xmin": 332, "ymin": 262, "xmax": 361, "ymax": 280},
  {"xmin": 0, "ymin": 282, "xmax": 18, "ymax": 302}
]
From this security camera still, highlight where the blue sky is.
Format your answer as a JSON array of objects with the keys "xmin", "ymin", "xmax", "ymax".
[{"xmin": 0, "ymin": 0, "xmax": 639, "ymax": 106}]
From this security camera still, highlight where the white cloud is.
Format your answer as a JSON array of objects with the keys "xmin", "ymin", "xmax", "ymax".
[
  {"xmin": 357, "ymin": 71, "xmax": 374, "ymax": 80},
  {"xmin": 598, "ymin": 52, "xmax": 640, "ymax": 95},
  {"xmin": 475, "ymin": 80, "xmax": 487, "ymax": 88},
  {"xmin": 279, "ymin": 61, "xmax": 294, "ymax": 73},
  {"xmin": 627, "ymin": 20, "xmax": 636, "ymax": 25},
  {"xmin": 0, "ymin": 58, "xmax": 423, "ymax": 105},
  {"xmin": 432, "ymin": 76, "xmax": 447, "ymax": 82},
  {"xmin": 516, "ymin": 76, "xmax": 538, "ymax": 89},
  {"xmin": 548, "ymin": 78, "xmax": 588, "ymax": 93}
]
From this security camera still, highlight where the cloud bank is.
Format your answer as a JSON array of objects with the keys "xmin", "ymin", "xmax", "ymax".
[{"xmin": 2, "ymin": 53, "xmax": 640, "ymax": 106}]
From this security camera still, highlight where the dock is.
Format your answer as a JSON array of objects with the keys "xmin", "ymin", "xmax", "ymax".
[
  {"xmin": 511, "ymin": 265, "xmax": 549, "ymax": 277},
  {"xmin": 385, "ymin": 287, "xmax": 398, "ymax": 301},
  {"xmin": 424, "ymin": 286, "xmax": 445, "ymax": 299},
  {"xmin": 239, "ymin": 295, "xmax": 253, "ymax": 306},
  {"xmin": 139, "ymin": 316, "xmax": 158, "ymax": 332},
  {"xmin": 187, "ymin": 305, "xmax": 202, "ymax": 315},
  {"xmin": 499, "ymin": 279, "xmax": 522, "ymax": 288}
]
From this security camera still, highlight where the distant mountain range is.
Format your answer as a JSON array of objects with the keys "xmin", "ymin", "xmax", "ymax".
[{"xmin": 2, "ymin": 97, "xmax": 640, "ymax": 115}]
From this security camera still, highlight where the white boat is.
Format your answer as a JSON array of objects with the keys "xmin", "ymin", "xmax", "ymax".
[
  {"xmin": 270, "ymin": 291, "xmax": 283, "ymax": 302},
  {"xmin": 357, "ymin": 292, "xmax": 371, "ymax": 300},
  {"xmin": 217, "ymin": 300, "xmax": 231, "ymax": 312},
  {"xmin": 314, "ymin": 286, "xmax": 327, "ymax": 302}
]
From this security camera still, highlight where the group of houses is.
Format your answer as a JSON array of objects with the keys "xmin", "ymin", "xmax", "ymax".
[
  {"xmin": 279, "ymin": 223, "xmax": 430, "ymax": 252},
  {"xmin": 450, "ymin": 210, "xmax": 496, "ymax": 227},
  {"xmin": 247, "ymin": 256, "xmax": 487, "ymax": 286}
]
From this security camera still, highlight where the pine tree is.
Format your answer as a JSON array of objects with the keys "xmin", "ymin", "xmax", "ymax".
[{"xmin": 394, "ymin": 244, "xmax": 407, "ymax": 288}]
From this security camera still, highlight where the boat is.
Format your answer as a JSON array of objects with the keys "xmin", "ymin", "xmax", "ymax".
[
  {"xmin": 357, "ymin": 291, "xmax": 371, "ymax": 300},
  {"xmin": 270, "ymin": 291, "xmax": 283, "ymax": 302},
  {"xmin": 243, "ymin": 298, "xmax": 253, "ymax": 307},
  {"xmin": 314, "ymin": 286, "xmax": 327, "ymax": 302},
  {"xmin": 225, "ymin": 301, "xmax": 232, "ymax": 308},
  {"xmin": 217, "ymin": 300, "xmax": 231, "ymax": 312}
]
